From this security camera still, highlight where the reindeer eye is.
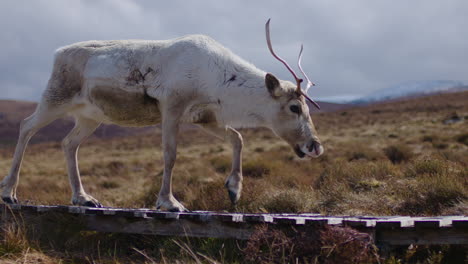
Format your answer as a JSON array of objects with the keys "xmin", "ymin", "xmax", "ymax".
[{"xmin": 289, "ymin": 105, "xmax": 301, "ymax": 114}]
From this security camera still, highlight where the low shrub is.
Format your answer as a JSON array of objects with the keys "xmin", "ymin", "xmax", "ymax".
[
  {"xmin": 257, "ymin": 189, "xmax": 317, "ymax": 213},
  {"xmin": 421, "ymin": 135, "xmax": 438, "ymax": 142},
  {"xmin": 397, "ymin": 170, "xmax": 467, "ymax": 215},
  {"xmin": 433, "ymin": 142, "xmax": 449, "ymax": 149},
  {"xmin": 383, "ymin": 144, "xmax": 413, "ymax": 164},
  {"xmin": 341, "ymin": 142, "xmax": 383, "ymax": 162},
  {"xmin": 244, "ymin": 225, "xmax": 378, "ymax": 264},
  {"xmin": 455, "ymin": 132, "xmax": 468, "ymax": 146},
  {"xmin": 243, "ymin": 158, "xmax": 273, "ymax": 178},
  {"xmin": 406, "ymin": 159, "xmax": 447, "ymax": 177},
  {"xmin": 210, "ymin": 156, "xmax": 231, "ymax": 174},
  {"xmin": 99, "ymin": 180, "xmax": 120, "ymax": 189}
]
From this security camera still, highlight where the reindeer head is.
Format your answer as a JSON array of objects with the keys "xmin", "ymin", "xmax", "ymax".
[{"xmin": 265, "ymin": 19, "xmax": 324, "ymax": 158}]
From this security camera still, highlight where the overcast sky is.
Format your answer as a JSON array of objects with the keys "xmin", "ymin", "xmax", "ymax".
[{"xmin": 1, "ymin": 0, "xmax": 467, "ymax": 102}]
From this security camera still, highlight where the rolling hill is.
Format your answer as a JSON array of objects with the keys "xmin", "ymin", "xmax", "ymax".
[
  {"xmin": 0, "ymin": 99, "xmax": 349, "ymax": 146},
  {"xmin": 0, "ymin": 100, "xmax": 152, "ymax": 146}
]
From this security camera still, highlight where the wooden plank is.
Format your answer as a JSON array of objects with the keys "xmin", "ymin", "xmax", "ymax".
[
  {"xmin": 2, "ymin": 204, "xmax": 467, "ymax": 245},
  {"xmin": 376, "ymin": 228, "xmax": 468, "ymax": 245},
  {"xmin": 179, "ymin": 212, "xmax": 212, "ymax": 222},
  {"xmin": 273, "ymin": 216, "xmax": 305, "ymax": 225},
  {"xmin": 84, "ymin": 215, "xmax": 254, "ymax": 240},
  {"xmin": 413, "ymin": 216, "xmax": 460, "ymax": 228},
  {"xmin": 67, "ymin": 206, "xmax": 87, "ymax": 214},
  {"xmin": 452, "ymin": 219, "xmax": 468, "ymax": 229},
  {"xmin": 305, "ymin": 217, "xmax": 342, "ymax": 225},
  {"xmin": 243, "ymin": 214, "xmax": 273, "ymax": 223},
  {"xmin": 146, "ymin": 211, "xmax": 180, "ymax": 220},
  {"xmin": 376, "ymin": 217, "xmax": 414, "ymax": 229},
  {"xmin": 36, "ymin": 205, "xmax": 57, "ymax": 213},
  {"xmin": 343, "ymin": 217, "xmax": 376, "ymax": 228},
  {"xmin": 211, "ymin": 213, "xmax": 243, "ymax": 222}
]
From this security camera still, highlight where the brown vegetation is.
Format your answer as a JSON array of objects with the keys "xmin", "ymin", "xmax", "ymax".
[{"xmin": 0, "ymin": 91, "xmax": 467, "ymax": 263}]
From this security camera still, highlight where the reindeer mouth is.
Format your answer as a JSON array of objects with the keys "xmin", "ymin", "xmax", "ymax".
[
  {"xmin": 294, "ymin": 141, "xmax": 324, "ymax": 158},
  {"xmin": 293, "ymin": 145, "xmax": 306, "ymax": 158}
]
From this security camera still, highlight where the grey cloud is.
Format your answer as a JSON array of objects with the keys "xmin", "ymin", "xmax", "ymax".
[{"xmin": 1, "ymin": 0, "xmax": 467, "ymax": 101}]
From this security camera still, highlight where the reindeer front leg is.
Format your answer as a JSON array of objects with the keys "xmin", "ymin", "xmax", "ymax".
[
  {"xmin": 225, "ymin": 127, "xmax": 243, "ymax": 204},
  {"xmin": 199, "ymin": 125, "xmax": 243, "ymax": 204},
  {"xmin": 156, "ymin": 112, "xmax": 188, "ymax": 212}
]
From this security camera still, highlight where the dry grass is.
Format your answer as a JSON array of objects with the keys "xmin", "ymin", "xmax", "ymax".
[{"xmin": 0, "ymin": 91, "xmax": 467, "ymax": 263}]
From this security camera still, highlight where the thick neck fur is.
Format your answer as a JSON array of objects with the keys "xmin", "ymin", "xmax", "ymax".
[{"xmin": 208, "ymin": 55, "xmax": 276, "ymax": 129}]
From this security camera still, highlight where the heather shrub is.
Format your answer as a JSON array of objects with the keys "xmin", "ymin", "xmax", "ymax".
[
  {"xmin": 455, "ymin": 132, "xmax": 468, "ymax": 146},
  {"xmin": 244, "ymin": 225, "xmax": 378, "ymax": 264},
  {"xmin": 342, "ymin": 142, "xmax": 383, "ymax": 162},
  {"xmin": 383, "ymin": 144, "xmax": 413, "ymax": 164},
  {"xmin": 433, "ymin": 142, "xmax": 449, "ymax": 149},
  {"xmin": 243, "ymin": 158, "xmax": 273, "ymax": 178},
  {"xmin": 210, "ymin": 155, "xmax": 231, "ymax": 173},
  {"xmin": 243, "ymin": 225, "xmax": 294, "ymax": 263},
  {"xmin": 421, "ymin": 134, "xmax": 438, "ymax": 142}
]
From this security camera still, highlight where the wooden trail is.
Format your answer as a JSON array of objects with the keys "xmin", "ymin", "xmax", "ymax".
[{"xmin": 1, "ymin": 204, "xmax": 466, "ymax": 247}]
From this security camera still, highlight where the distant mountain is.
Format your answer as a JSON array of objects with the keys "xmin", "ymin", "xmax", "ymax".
[
  {"xmin": 352, "ymin": 80, "xmax": 468, "ymax": 104},
  {"xmin": 307, "ymin": 101, "xmax": 353, "ymax": 113}
]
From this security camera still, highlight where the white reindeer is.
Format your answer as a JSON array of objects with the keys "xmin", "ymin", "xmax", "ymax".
[{"xmin": 1, "ymin": 20, "xmax": 323, "ymax": 211}]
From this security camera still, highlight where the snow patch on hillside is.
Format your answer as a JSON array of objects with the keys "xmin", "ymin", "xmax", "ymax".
[{"xmin": 352, "ymin": 80, "xmax": 467, "ymax": 104}]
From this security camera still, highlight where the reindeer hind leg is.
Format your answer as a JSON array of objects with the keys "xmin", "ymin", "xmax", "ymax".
[
  {"xmin": 62, "ymin": 116, "xmax": 101, "ymax": 207},
  {"xmin": 1, "ymin": 102, "xmax": 67, "ymax": 203}
]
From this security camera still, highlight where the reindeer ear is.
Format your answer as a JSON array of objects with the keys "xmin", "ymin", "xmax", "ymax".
[{"xmin": 265, "ymin": 73, "xmax": 282, "ymax": 98}]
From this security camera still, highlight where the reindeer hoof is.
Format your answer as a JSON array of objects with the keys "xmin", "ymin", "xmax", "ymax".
[
  {"xmin": 156, "ymin": 195, "xmax": 188, "ymax": 212},
  {"xmin": 83, "ymin": 201, "xmax": 103, "ymax": 208},
  {"xmin": 72, "ymin": 194, "xmax": 102, "ymax": 207},
  {"xmin": 2, "ymin": 197, "xmax": 18, "ymax": 204},
  {"xmin": 228, "ymin": 190, "xmax": 240, "ymax": 205},
  {"xmin": 168, "ymin": 207, "xmax": 190, "ymax": 213}
]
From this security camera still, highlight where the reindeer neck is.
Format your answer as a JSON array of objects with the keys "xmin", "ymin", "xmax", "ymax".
[{"xmin": 215, "ymin": 64, "xmax": 273, "ymax": 129}]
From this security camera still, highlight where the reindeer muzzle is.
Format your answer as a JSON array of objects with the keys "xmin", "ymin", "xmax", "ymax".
[{"xmin": 295, "ymin": 140, "xmax": 324, "ymax": 158}]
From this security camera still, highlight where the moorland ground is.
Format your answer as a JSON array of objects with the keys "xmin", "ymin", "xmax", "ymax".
[{"xmin": 0, "ymin": 91, "xmax": 466, "ymax": 263}]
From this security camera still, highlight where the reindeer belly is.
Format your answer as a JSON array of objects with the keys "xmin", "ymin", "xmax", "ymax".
[{"xmin": 88, "ymin": 85, "xmax": 161, "ymax": 127}]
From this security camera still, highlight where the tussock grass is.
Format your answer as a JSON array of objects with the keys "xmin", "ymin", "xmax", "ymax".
[
  {"xmin": 0, "ymin": 223, "xmax": 29, "ymax": 258},
  {"xmin": 397, "ymin": 163, "xmax": 467, "ymax": 215},
  {"xmin": 255, "ymin": 188, "xmax": 318, "ymax": 213}
]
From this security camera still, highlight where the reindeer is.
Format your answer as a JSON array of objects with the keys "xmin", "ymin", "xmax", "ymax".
[{"xmin": 1, "ymin": 20, "xmax": 324, "ymax": 211}]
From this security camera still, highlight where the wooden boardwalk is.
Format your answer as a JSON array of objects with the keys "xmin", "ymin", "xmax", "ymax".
[{"xmin": 1, "ymin": 204, "xmax": 466, "ymax": 246}]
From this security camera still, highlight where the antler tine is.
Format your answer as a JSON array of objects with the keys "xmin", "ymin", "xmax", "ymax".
[
  {"xmin": 298, "ymin": 44, "xmax": 321, "ymax": 110},
  {"xmin": 298, "ymin": 44, "xmax": 316, "ymax": 92},
  {"xmin": 265, "ymin": 19, "xmax": 302, "ymax": 86},
  {"xmin": 300, "ymin": 90, "xmax": 321, "ymax": 110}
]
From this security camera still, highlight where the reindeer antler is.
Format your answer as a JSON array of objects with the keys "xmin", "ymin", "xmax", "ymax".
[
  {"xmin": 265, "ymin": 19, "xmax": 320, "ymax": 110},
  {"xmin": 298, "ymin": 45, "xmax": 320, "ymax": 109},
  {"xmin": 265, "ymin": 19, "xmax": 303, "ymax": 88},
  {"xmin": 298, "ymin": 44, "xmax": 316, "ymax": 92}
]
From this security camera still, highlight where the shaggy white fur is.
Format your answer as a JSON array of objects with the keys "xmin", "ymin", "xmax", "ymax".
[{"xmin": 0, "ymin": 34, "xmax": 323, "ymax": 211}]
